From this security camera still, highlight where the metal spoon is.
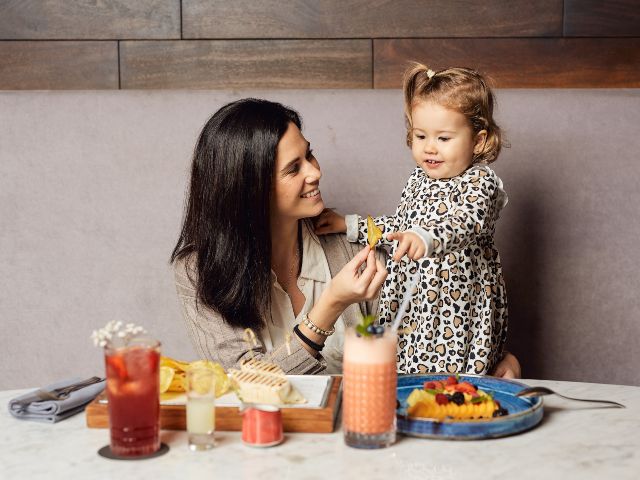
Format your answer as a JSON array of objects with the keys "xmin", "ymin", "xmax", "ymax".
[{"xmin": 516, "ymin": 386, "xmax": 625, "ymax": 408}]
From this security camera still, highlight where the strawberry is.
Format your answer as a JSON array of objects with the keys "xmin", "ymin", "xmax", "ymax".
[
  {"xmin": 454, "ymin": 381, "xmax": 477, "ymax": 395},
  {"xmin": 445, "ymin": 375, "xmax": 458, "ymax": 386},
  {"xmin": 106, "ymin": 354, "xmax": 128, "ymax": 381},
  {"xmin": 424, "ymin": 381, "xmax": 437, "ymax": 390}
]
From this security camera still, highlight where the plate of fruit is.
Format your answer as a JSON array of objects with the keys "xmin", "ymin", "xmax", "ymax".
[{"xmin": 396, "ymin": 374, "xmax": 543, "ymax": 439}]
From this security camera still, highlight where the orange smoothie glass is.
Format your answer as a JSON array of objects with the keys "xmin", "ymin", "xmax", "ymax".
[
  {"xmin": 343, "ymin": 327, "xmax": 397, "ymax": 448},
  {"xmin": 104, "ymin": 338, "xmax": 161, "ymax": 457}
]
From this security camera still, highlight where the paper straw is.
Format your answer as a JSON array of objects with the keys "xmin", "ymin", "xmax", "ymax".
[{"xmin": 391, "ymin": 273, "xmax": 419, "ymax": 332}]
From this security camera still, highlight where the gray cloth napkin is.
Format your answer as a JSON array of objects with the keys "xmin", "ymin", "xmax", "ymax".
[{"xmin": 8, "ymin": 377, "xmax": 105, "ymax": 423}]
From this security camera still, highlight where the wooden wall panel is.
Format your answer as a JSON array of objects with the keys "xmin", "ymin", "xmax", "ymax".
[
  {"xmin": 182, "ymin": 0, "xmax": 562, "ymax": 38},
  {"xmin": 120, "ymin": 40, "xmax": 371, "ymax": 89},
  {"xmin": 564, "ymin": 0, "xmax": 640, "ymax": 36},
  {"xmin": 0, "ymin": 0, "xmax": 180, "ymax": 40},
  {"xmin": 374, "ymin": 38, "xmax": 640, "ymax": 88},
  {"xmin": 0, "ymin": 1, "xmax": 638, "ymax": 89},
  {"xmin": 0, "ymin": 41, "xmax": 118, "ymax": 89}
]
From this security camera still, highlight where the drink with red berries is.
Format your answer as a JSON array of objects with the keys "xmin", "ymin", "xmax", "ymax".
[{"xmin": 104, "ymin": 338, "xmax": 161, "ymax": 456}]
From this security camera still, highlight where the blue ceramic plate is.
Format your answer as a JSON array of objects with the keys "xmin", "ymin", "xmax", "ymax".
[{"xmin": 396, "ymin": 374, "xmax": 543, "ymax": 440}]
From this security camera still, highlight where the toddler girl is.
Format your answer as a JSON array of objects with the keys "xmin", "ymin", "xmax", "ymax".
[{"xmin": 317, "ymin": 64, "xmax": 509, "ymax": 375}]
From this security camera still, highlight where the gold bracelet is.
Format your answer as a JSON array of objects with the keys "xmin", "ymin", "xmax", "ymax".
[{"xmin": 301, "ymin": 313, "xmax": 335, "ymax": 337}]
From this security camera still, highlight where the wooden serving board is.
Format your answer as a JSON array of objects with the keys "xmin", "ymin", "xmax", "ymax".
[{"xmin": 86, "ymin": 376, "xmax": 342, "ymax": 433}]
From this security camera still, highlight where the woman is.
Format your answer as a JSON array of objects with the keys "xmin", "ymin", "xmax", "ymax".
[
  {"xmin": 171, "ymin": 98, "xmax": 386, "ymax": 374},
  {"xmin": 171, "ymin": 98, "xmax": 521, "ymax": 377}
]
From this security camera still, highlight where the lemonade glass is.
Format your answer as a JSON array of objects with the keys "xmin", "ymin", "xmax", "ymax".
[{"xmin": 186, "ymin": 367, "xmax": 216, "ymax": 450}]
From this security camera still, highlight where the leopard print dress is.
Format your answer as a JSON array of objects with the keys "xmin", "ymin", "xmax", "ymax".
[{"xmin": 349, "ymin": 165, "xmax": 508, "ymax": 374}]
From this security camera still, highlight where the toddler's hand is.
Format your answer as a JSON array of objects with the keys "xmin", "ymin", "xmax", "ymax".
[
  {"xmin": 387, "ymin": 231, "xmax": 426, "ymax": 262},
  {"xmin": 313, "ymin": 208, "xmax": 346, "ymax": 235},
  {"xmin": 492, "ymin": 352, "xmax": 522, "ymax": 379}
]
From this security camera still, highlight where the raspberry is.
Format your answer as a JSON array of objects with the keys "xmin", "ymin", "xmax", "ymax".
[{"xmin": 435, "ymin": 393, "xmax": 449, "ymax": 405}]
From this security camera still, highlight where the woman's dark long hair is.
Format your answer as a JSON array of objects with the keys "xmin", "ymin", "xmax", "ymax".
[{"xmin": 171, "ymin": 98, "xmax": 302, "ymax": 330}]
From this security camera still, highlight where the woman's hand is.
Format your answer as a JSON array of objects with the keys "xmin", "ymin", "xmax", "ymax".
[
  {"xmin": 326, "ymin": 246, "xmax": 387, "ymax": 308},
  {"xmin": 492, "ymin": 351, "xmax": 522, "ymax": 379},
  {"xmin": 387, "ymin": 231, "xmax": 427, "ymax": 262},
  {"xmin": 313, "ymin": 208, "xmax": 347, "ymax": 235},
  {"xmin": 301, "ymin": 246, "xmax": 386, "ymax": 354}
]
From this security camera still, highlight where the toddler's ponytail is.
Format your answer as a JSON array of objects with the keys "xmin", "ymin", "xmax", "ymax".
[{"xmin": 403, "ymin": 62, "xmax": 435, "ymax": 146}]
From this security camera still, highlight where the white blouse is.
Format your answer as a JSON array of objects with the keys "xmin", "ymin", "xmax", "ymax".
[{"xmin": 262, "ymin": 221, "xmax": 346, "ymax": 374}]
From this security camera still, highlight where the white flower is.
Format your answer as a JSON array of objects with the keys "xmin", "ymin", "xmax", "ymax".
[{"xmin": 90, "ymin": 321, "xmax": 147, "ymax": 347}]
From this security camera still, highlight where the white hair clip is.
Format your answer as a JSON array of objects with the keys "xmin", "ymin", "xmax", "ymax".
[{"xmin": 426, "ymin": 69, "xmax": 435, "ymax": 79}]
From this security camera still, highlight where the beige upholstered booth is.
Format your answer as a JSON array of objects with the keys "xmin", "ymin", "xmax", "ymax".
[{"xmin": 1, "ymin": 89, "xmax": 638, "ymax": 388}]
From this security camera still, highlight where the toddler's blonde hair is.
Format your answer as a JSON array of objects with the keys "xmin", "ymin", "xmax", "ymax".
[{"xmin": 403, "ymin": 63, "xmax": 503, "ymax": 164}]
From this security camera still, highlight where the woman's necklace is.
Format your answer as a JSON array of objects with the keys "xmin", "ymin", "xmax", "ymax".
[
  {"xmin": 273, "ymin": 240, "xmax": 301, "ymax": 292},
  {"xmin": 285, "ymin": 246, "xmax": 300, "ymax": 289}
]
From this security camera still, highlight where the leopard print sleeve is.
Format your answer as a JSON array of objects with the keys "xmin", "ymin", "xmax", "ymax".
[
  {"xmin": 352, "ymin": 167, "xmax": 423, "ymax": 247},
  {"xmin": 413, "ymin": 166, "xmax": 507, "ymax": 257}
]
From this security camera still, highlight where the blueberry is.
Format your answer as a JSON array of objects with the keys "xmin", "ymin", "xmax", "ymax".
[
  {"xmin": 492, "ymin": 408, "xmax": 508, "ymax": 417},
  {"xmin": 451, "ymin": 392, "xmax": 465, "ymax": 405},
  {"xmin": 375, "ymin": 325, "xmax": 385, "ymax": 335},
  {"xmin": 366, "ymin": 324, "xmax": 376, "ymax": 334}
]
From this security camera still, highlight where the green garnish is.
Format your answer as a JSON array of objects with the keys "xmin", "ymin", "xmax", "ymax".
[
  {"xmin": 424, "ymin": 388, "xmax": 440, "ymax": 395},
  {"xmin": 470, "ymin": 395, "xmax": 488, "ymax": 404},
  {"xmin": 355, "ymin": 314, "xmax": 376, "ymax": 337}
]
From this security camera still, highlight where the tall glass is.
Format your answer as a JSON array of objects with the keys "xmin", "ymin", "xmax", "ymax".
[
  {"xmin": 104, "ymin": 338, "xmax": 161, "ymax": 457},
  {"xmin": 186, "ymin": 368, "xmax": 216, "ymax": 451},
  {"xmin": 343, "ymin": 328, "xmax": 397, "ymax": 448}
]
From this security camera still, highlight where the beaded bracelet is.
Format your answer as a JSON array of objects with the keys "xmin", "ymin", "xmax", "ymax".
[
  {"xmin": 293, "ymin": 324, "xmax": 324, "ymax": 352},
  {"xmin": 301, "ymin": 313, "xmax": 335, "ymax": 337}
]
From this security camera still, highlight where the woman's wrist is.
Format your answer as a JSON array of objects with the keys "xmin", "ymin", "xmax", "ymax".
[
  {"xmin": 323, "ymin": 282, "xmax": 352, "ymax": 314},
  {"xmin": 298, "ymin": 293, "xmax": 343, "ymax": 347},
  {"xmin": 315, "ymin": 287, "xmax": 347, "ymax": 322}
]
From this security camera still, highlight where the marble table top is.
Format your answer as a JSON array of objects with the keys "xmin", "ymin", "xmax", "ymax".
[{"xmin": 1, "ymin": 378, "xmax": 638, "ymax": 479}]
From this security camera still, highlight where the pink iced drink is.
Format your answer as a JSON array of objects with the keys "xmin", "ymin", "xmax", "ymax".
[{"xmin": 343, "ymin": 329, "xmax": 397, "ymax": 435}]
